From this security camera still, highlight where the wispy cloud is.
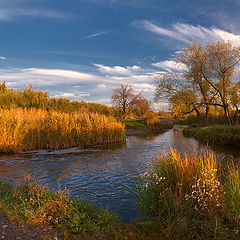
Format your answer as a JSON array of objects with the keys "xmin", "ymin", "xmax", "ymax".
[
  {"xmin": 0, "ymin": 8, "xmax": 70, "ymax": 21},
  {"xmin": 85, "ymin": 32, "xmax": 107, "ymax": 39},
  {"xmin": 0, "ymin": 56, "xmax": 6, "ymax": 60},
  {"xmin": 134, "ymin": 20, "xmax": 240, "ymax": 45}
]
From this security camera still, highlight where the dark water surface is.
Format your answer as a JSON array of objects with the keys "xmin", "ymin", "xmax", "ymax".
[{"xmin": 0, "ymin": 125, "xmax": 239, "ymax": 222}]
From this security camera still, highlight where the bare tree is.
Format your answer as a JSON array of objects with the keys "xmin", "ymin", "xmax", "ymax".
[{"xmin": 112, "ymin": 84, "xmax": 143, "ymax": 119}]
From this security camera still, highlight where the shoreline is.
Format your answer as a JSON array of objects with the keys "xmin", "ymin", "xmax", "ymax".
[{"xmin": 183, "ymin": 124, "xmax": 240, "ymax": 147}]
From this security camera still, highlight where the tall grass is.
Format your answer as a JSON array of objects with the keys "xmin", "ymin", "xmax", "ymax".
[
  {"xmin": 224, "ymin": 164, "xmax": 240, "ymax": 225},
  {"xmin": 145, "ymin": 117, "xmax": 174, "ymax": 132},
  {"xmin": 136, "ymin": 149, "xmax": 240, "ymax": 239},
  {"xmin": 0, "ymin": 108, "xmax": 125, "ymax": 153}
]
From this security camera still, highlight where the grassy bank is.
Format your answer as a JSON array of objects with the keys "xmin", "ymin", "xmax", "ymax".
[
  {"xmin": 124, "ymin": 118, "xmax": 174, "ymax": 134},
  {"xmin": 136, "ymin": 149, "xmax": 240, "ymax": 239},
  {"xmin": 1, "ymin": 148, "xmax": 240, "ymax": 239},
  {"xmin": 0, "ymin": 179, "xmax": 117, "ymax": 239},
  {"xmin": 183, "ymin": 124, "xmax": 240, "ymax": 146},
  {"xmin": 0, "ymin": 179, "xmax": 167, "ymax": 240},
  {"xmin": 0, "ymin": 108, "xmax": 125, "ymax": 153},
  {"xmin": 0, "ymin": 179, "xmax": 180, "ymax": 240}
]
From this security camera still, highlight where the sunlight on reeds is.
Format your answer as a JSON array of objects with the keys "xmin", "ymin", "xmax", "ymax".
[
  {"xmin": 145, "ymin": 117, "xmax": 174, "ymax": 131},
  {"xmin": 136, "ymin": 148, "xmax": 240, "ymax": 238},
  {"xmin": 0, "ymin": 108, "xmax": 125, "ymax": 153},
  {"xmin": 137, "ymin": 148, "xmax": 220, "ymax": 218}
]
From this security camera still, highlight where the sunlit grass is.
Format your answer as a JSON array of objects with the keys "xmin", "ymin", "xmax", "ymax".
[
  {"xmin": 0, "ymin": 108, "xmax": 125, "ymax": 153},
  {"xmin": 135, "ymin": 148, "xmax": 240, "ymax": 239},
  {"xmin": 145, "ymin": 117, "xmax": 174, "ymax": 132}
]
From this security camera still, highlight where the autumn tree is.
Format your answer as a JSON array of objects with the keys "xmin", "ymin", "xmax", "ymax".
[
  {"xmin": 169, "ymin": 89, "xmax": 200, "ymax": 118},
  {"xmin": 112, "ymin": 84, "xmax": 143, "ymax": 119},
  {"xmin": 229, "ymin": 82, "xmax": 240, "ymax": 125},
  {"xmin": 178, "ymin": 42, "xmax": 216, "ymax": 123},
  {"xmin": 133, "ymin": 98, "xmax": 152, "ymax": 119},
  {"xmin": 154, "ymin": 73, "xmax": 201, "ymax": 118},
  {"xmin": 179, "ymin": 41, "xmax": 240, "ymax": 124},
  {"xmin": 155, "ymin": 41, "xmax": 240, "ymax": 124}
]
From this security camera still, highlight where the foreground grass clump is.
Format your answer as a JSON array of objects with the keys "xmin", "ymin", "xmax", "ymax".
[
  {"xmin": 0, "ymin": 179, "xmax": 117, "ymax": 239},
  {"xmin": 0, "ymin": 108, "xmax": 125, "ymax": 153},
  {"xmin": 136, "ymin": 149, "xmax": 240, "ymax": 239},
  {"xmin": 183, "ymin": 124, "xmax": 240, "ymax": 146}
]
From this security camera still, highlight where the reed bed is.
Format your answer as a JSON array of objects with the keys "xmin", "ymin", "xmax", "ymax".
[
  {"xmin": 145, "ymin": 117, "xmax": 174, "ymax": 132},
  {"xmin": 0, "ymin": 108, "xmax": 125, "ymax": 153},
  {"xmin": 136, "ymin": 149, "xmax": 240, "ymax": 239}
]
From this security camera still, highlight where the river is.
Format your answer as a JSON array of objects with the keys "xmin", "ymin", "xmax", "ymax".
[{"xmin": 0, "ymin": 125, "xmax": 239, "ymax": 222}]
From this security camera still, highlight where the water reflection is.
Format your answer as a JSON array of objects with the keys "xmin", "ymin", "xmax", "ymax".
[{"xmin": 0, "ymin": 125, "xmax": 239, "ymax": 222}]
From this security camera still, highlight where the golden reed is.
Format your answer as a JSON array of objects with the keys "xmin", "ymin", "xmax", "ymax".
[{"xmin": 0, "ymin": 108, "xmax": 125, "ymax": 153}]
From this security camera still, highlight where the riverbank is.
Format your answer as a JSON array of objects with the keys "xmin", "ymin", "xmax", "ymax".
[
  {"xmin": 0, "ymin": 180, "xmax": 117, "ymax": 240},
  {"xmin": 124, "ymin": 118, "xmax": 174, "ymax": 135},
  {"xmin": 1, "ymin": 147, "xmax": 240, "ymax": 240},
  {"xmin": 0, "ymin": 180, "xmax": 171, "ymax": 240},
  {"xmin": 183, "ymin": 124, "xmax": 240, "ymax": 146}
]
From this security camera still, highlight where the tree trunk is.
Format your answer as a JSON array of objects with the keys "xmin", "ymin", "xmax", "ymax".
[
  {"xmin": 205, "ymin": 105, "xmax": 209, "ymax": 126},
  {"xmin": 223, "ymin": 104, "xmax": 233, "ymax": 125},
  {"xmin": 235, "ymin": 107, "xmax": 239, "ymax": 126},
  {"xmin": 193, "ymin": 105, "xmax": 201, "ymax": 124}
]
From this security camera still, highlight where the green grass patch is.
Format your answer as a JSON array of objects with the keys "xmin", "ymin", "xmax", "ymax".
[
  {"xmin": 123, "ymin": 118, "xmax": 174, "ymax": 133},
  {"xmin": 123, "ymin": 119, "xmax": 150, "ymax": 130},
  {"xmin": 183, "ymin": 124, "xmax": 240, "ymax": 146}
]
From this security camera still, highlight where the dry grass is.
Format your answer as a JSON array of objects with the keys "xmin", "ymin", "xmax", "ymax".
[{"xmin": 0, "ymin": 108, "xmax": 125, "ymax": 153}]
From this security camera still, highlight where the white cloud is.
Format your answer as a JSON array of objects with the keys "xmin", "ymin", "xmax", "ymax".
[
  {"xmin": 60, "ymin": 93, "xmax": 75, "ymax": 98},
  {"xmin": 0, "ymin": 65, "xmax": 157, "ymax": 104},
  {"xmin": 94, "ymin": 64, "xmax": 142, "ymax": 76},
  {"xmin": 134, "ymin": 20, "xmax": 240, "ymax": 45},
  {"xmin": 0, "ymin": 68, "xmax": 98, "ymax": 88},
  {"xmin": 152, "ymin": 60, "xmax": 187, "ymax": 72},
  {"xmin": 27, "ymin": 68, "xmax": 95, "ymax": 80},
  {"xmin": 97, "ymin": 84, "xmax": 107, "ymax": 88},
  {"xmin": 85, "ymin": 32, "xmax": 107, "ymax": 39},
  {"xmin": 0, "ymin": 56, "xmax": 6, "ymax": 60},
  {"xmin": 78, "ymin": 92, "xmax": 90, "ymax": 97}
]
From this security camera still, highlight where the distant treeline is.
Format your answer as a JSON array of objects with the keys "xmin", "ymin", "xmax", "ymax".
[{"xmin": 0, "ymin": 82, "xmax": 117, "ymax": 116}]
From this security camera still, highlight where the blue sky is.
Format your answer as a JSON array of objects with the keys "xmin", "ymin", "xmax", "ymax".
[{"xmin": 1, "ymin": 0, "xmax": 240, "ymax": 108}]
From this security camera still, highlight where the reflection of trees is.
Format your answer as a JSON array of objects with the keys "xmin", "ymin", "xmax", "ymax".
[{"xmin": 126, "ymin": 134, "xmax": 159, "ymax": 147}]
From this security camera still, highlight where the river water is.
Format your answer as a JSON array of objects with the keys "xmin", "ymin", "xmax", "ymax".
[{"xmin": 0, "ymin": 125, "xmax": 239, "ymax": 222}]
